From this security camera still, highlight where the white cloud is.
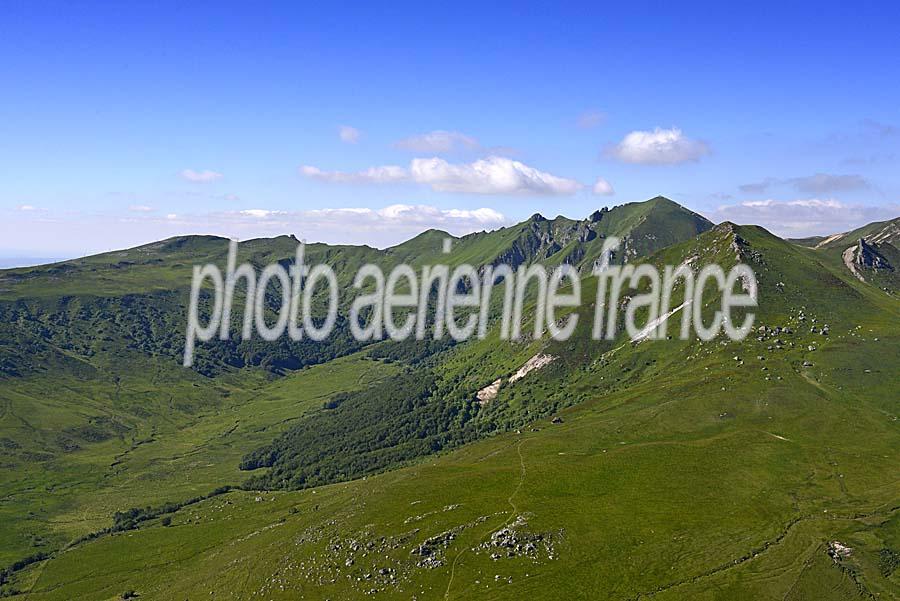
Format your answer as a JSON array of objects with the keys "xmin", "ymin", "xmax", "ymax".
[
  {"xmin": 592, "ymin": 177, "xmax": 614, "ymax": 196},
  {"xmin": 338, "ymin": 125, "xmax": 361, "ymax": 144},
  {"xmin": 181, "ymin": 169, "xmax": 223, "ymax": 183},
  {"xmin": 18, "ymin": 204, "xmax": 36, "ymax": 211},
  {"xmin": 300, "ymin": 164, "xmax": 408, "ymax": 184},
  {"xmin": 445, "ymin": 207, "xmax": 505, "ymax": 222},
  {"xmin": 3, "ymin": 203, "xmax": 508, "ymax": 256},
  {"xmin": 409, "ymin": 157, "xmax": 581, "ymax": 195},
  {"xmin": 123, "ymin": 204, "xmax": 507, "ymax": 248},
  {"xmin": 607, "ymin": 127, "xmax": 710, "ymax": 165},
  {"xmin": 577, "ymin": 110, "xmax": 606, "ymax": 129},
  {"xmin": 129, "ymin": 205, "xmax": 154, "ymax": 212},
  {"xmin": 394, "ymin": 130, "xmax": 480, "ymax": 153},
  {"xmin": 239, "ymin": 209, "xmax": 287, "ymax": 218},
  {"xmin": 305, "ymin": 204, "xmax": 505, "ymax": 229},
  {"xmin": 301, "ymin": 156, "xmax": 582, "ymax": 196},
  {"xmin": 709, "ymin": 198, "xmax": 900, "ymax": 237}
]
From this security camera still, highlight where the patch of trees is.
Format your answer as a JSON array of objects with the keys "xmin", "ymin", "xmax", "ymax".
[
  {"xmin": 880, "ymin": 547, "xmax": 900, "ymax": 577},
  {"xmin": 194, "ymin": 316, "xmax": 366, "ymax": 376},
  {"xmin": 0, "ymin": 485, "xmax": 237, "ymax": 593},
  {"xmin": 323, "ymin": 391, "xmax": 351, "ymax": 410},
  {"xmin": 0, "ymin": 291, "xmax": 369, "ymax": 380},
  {"xmin": 366, "ymin": 338, "xmax": 455, "ymax": 365},
  {"xmin": 0, "ymin": 551, "xmax": 50, "ymax": 590},
  {"xmin": 240, "ymin": 369, "xmax": 492, "ymax": 490},
  {"xmin": 109, "ymin": 486, "xmax": 233, "ymax": 532},
  {"xmin": 63, "ymin": 485, "xmax": 235, "ymax": 551}
]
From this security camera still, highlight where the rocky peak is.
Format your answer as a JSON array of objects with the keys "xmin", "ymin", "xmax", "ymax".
[
  {"xmin": 855, "ymin": 238, "xmax": 893, "ymax": 271},
  {"xmin": 588, "ymin": 209, "xmax": 606, "ymax": 223}
]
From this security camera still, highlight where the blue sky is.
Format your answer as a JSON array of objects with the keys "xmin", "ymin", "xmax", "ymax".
[{"xmin": 2, "ymin": 1, "xmax": 899, "ymax": 256}]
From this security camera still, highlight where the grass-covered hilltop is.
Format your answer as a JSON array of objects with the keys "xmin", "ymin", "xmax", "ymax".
[{"xmin": 1, "ymin": 197, "xmax": 898, "ymax": 600}]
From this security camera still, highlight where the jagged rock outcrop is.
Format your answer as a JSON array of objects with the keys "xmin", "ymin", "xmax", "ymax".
[
  {"xmin": 854, "ymin": 238, "xmax": 893, "ymax": 271},
  {"xmin": 478, "ymin": 197, "xmax": 712, "ymax": 274},
  {"xmin": 843, "ymin": 237, "xmax": 894, "ymax": 283}
]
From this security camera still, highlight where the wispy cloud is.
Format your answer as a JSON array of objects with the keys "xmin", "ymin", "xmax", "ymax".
[
  {"xmin": 394, "ymin": 130, "xmax": 480, "ymax": 153},
  {"xmin": 861, "ymin": 119, "xmax": 899, "ymax": 138},
  {"xmin": 17, "ymin": 204, "xmax": 36, "ymax": 211},
  {"xmin": 738, "ymin": 178, "xmax": 778, "ymax": 194},
  {"xmin": 301, "ymin": 156, "xmax": 582, "ymax": 196},
  {"xmin": 300, "ymin": 164, "xmax": 408, "ymax": 184},
  {"xmin": 143, "ymin": 204, "xmax": 507, "ymax": 247},
  {"xmin": 790, "ymin": 173, "xmax": 869, "ymax": 194},
  {"xmin": 338, "ymin": 125, "xmax": 361, "ymax": 144},
  {"xmin": 128, "ymin": 205, "xmax": 154, "ymax": 212},
  {"xmin": 181, "ymin": 169, "xmax": 223, "ymax": 183},
  {"xmin": 821, "ymin": 119, "xmax": 898, "ymax": 165},
  {"xmin": 303, "ymin": 204, "xmax": 505, "ymax": 231},
  {"xmin": 710, "ymin": 198, "xmax": 899, "ymax": 237},
  {"xmin": 739, "ymin": 173, "xmax": 869, "ymax": 195},
  {"xmin": 577, "ymin": 110, "xmax": 606, "ymax": 129},
  {"xmin": 239, "ymin": 209, "xmax": 286, "ymax": 218},
  {"xmin": 5, "ymin": 203, "xmax": 508, "ymax": 255},
  {"xmin": 606, "ymin": 127, "xmax": 709, "ymax": 165},
  {"xmin": 227, "ymin": 204, "xmax": 506, "ymax": 246},
  {"xmin": 841, "ymin": 153, "xmax": 897, "ymax": 167},
  {"xmin": 591, "ymin": 177, "xmax": 614, "ymax": 196}
]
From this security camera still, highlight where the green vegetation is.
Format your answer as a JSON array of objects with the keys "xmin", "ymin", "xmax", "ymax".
[{"xmin": 0, "ymin": 198, "xmax": 897, "ymax": 599}]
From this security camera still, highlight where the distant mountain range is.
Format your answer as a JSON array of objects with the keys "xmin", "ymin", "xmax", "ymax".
[{"xmin": 0, "ymin": 257, "xmax": 66, "ymax": 269}]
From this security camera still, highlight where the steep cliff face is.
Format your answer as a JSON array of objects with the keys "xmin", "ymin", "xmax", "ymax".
[
  {"xmin": 853, "ymin": 238, "xmax": 894, "ymax": 271},
  {"xmin": 841, "ymin": 237, "xmax": 898, "ymax": 291}
]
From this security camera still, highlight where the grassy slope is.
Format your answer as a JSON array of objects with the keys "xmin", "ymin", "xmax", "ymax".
[
  {"xmin": 6, "ymin": 223, "xmax": 899, "ymax": 599},
  {"xmin": 18, "ymin": 330, "xmax": 900, "ymax": 600},
  {"xmin": 814, "ymin": 217, "xmax": 900, "ymax": 251},
  {"xmin": 0, "ymin": 353, "xmax": 398, "ymax": 566}
]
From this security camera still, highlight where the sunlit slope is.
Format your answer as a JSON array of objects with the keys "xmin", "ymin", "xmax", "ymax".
[
  {"xmin": 12, "ymin": 222, "xmax": 899, "ymax": 599},
  {"xmin": 0, "ymin": 196, "xmax": 710, "ymax": 301},
  {"xmin": 19, "ymin": 311, "xmax": 899, "ymax": 599},
  {"xmin": 0, "ymin": 353, "xmax": 398, "ymax": 566},
  {"xmin": 790, "ymin": 216, "xmax": 900, "ymax": 296},
  {"xmin": 0, "ymin": 197, "xmax": 716, "ymax": 576},
  {"xmin": 0, "ymin": 197, "xmax": 713, "ymax": 382},
  {"xmin": 811, "ymin": 217, "xmax": 900, "ymax": 251}
]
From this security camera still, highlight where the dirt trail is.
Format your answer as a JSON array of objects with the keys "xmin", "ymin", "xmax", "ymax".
[
  {"xmin": 444, "ymin": 438, "xmax": 529, "ymax": 600},
  {"xmin": 627, "ymin": 504, "xmax": 900, "ymax": 600}
]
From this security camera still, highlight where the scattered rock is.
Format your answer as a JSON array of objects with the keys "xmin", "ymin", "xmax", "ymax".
[
  {"xmin": 827, "ymin": 541, "xmax": 853, "ymax": 562},
  {"xmin": 476, "ymin": 378, "xmax": 503, "ymax": 404}
]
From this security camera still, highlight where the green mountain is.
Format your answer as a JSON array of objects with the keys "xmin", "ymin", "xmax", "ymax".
[
  {"xmin": 1, "ymin": 199, "xmax": 898, "ymax": 600},
  {"xmin": 0, "ymin": 196, "xmax": 713, "ymax": 380},
  {"xmin": 791, "ymin": 217, "xmax": 900, "ymax": 294},
  {"xmin": 0, "ymin": 197, "xmax": 711, "ymax": 558},
  {"xmin": 801, "ymin": 217, "xmax": 900, "ymax": 250}
]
